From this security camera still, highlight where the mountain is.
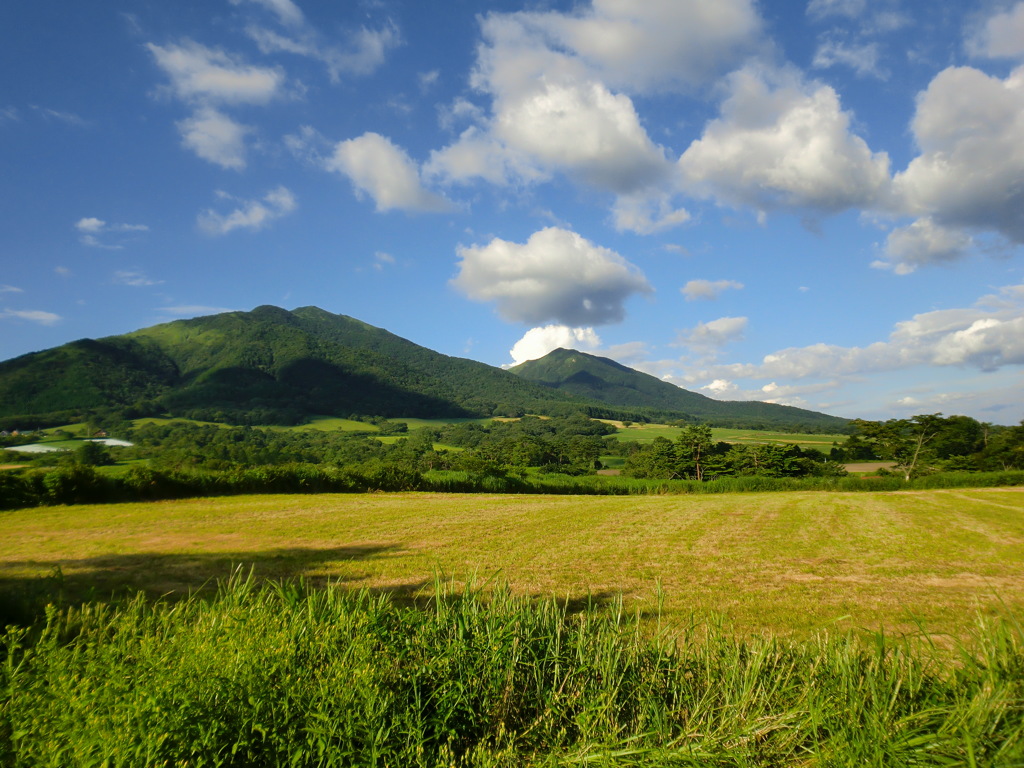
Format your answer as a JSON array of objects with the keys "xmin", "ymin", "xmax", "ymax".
[
  {"xmin": 0, "ymin": 306, "xmax": 582, "ymax": 424},
  {"xmin": 509, "ymin": 348, "xmax": 848, "ymax": 431},
  {"xmin": 0, "ymin": 307, "xmax": 848, "ymax": 430}
]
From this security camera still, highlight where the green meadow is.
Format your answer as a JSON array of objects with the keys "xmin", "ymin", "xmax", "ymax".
[
  {"xmin": 3, "ymin": 488, "xmax": 1022, "ymax": 638},
  {"xmin": 3, "ymin": 488, "xmax": 1024, "ymax": 766},
  {"xmin": 611, "ymin": 423, "xmax": 849, "ymax": 452}
]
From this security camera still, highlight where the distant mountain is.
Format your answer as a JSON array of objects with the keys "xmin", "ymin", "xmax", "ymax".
[
  {"xmin": 0, "ymin": 306, "xmax": 582, "ymax": 424},
  {"xmin": 510, "ymin": 348, "xmax": 848, "ymax": 431},
  {"xmin": 0, "ymin": 307, "xmax": 848, "ymax": 430}
]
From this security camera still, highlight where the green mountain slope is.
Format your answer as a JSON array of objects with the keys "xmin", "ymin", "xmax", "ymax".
[
  {"xmin": 0, "ymin": 306, "xmax": 582, "ymax": 423},
  {"xmin": 0, "ymin": 308, "xmax": 848, "ymax": 430},
  {"xmin": 510, "ymin": 348, "xmax": 848, "ymax": 430}
]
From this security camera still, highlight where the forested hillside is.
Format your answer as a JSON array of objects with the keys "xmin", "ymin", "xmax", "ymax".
[
  {"xmin": 511, "ymin": 348, "xmax": 848, "ymax": 431},
  {"xmin": 0, "ymin": 306, "xmax": 847, "ymax": 430}
]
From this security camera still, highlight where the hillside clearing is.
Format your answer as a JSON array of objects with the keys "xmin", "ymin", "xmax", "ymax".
[{"xmin": 3, "ymin": 488, "xmax": 1022, "ymax": 638}]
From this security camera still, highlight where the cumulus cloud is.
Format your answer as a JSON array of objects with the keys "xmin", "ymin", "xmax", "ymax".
[
  {"xmin": 490, "ymin": 77, "xmax": 670, "ymax": 194},
  {"xmin": 708, "ymin": 284, "xmax": 1024, "ymax": 382},
  {"xmin": 812, "ymin": 38, "xmax": 886, "ymax": 79},
  {"xmin": 177, "ymin": 107, "xmax": 250, "ymax": 170},
  {"xmin": 677, "ymin": 316, "xmax": 748, "ymax": 352},
  {"xmin": 697, "ymin": 377, "xmax": 840, "ymax": 407},
  {"xmin": 510, "ymin": 0, "xmax": 764, "ymax": 94},
  {"xmin": 452, "ymin": 227, "xmax": 652, "ymax": 326},
  {"xmin": 890, "ymin": 64, "xmax": 1024, "ymax": 251},
  {"xmin": 148, "ymin": 40, "xmax": 286, "ymax": 105},
  {"xmin": 198, "ymin": 186, "xmax": 297, "ymax": 235},
  {"xmin": 0, "ymin": 309, "xmax": 61, "ymax": 326},
  {"xmin": 610, "ymin": 193, "xmax": 690, "ymax": 234},
  {"xmin": 327, "ymin": 132, "xmax": 450, "ymax": 213},
  {"xmin": 509, "ymin": 325, "xmax": 602, "ymax": 365},
  {"xmin": 678, "ymin": 65, "xmax": 891, "ymax": 214},
  {"xmin": 431, "ymin": 1, "xmax": 760, "ymax": 197},
  {"xmin": 75, "ymin": 217, "xmax": 105, "ymax": 233},
  {"xmin": 148, "ymin": 40, "xmax": 287, "ymax": 168},
  {"xmin": 873, "ymin": 218, "xmax": 974, "ymax": 274},
  {"xmin": 682, "ymin": 279, "xmax": 744, "ymax": 301},
  {"xmin": 966, "ymin": 2, "xmax": 1024, "ymax": 60}
]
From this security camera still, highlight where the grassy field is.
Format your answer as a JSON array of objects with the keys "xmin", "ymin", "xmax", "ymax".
[
  {"xmin": 3, "ymin": 488, "xmax": 1022, "ymax": 639},
  {"xmin": 610, "ymin": 423, "xmax": 849, "ymax": 451}
]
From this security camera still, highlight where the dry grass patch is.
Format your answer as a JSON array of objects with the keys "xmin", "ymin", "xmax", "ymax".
[{"xmin": 3, "ymin": 489, "xmax": 1023, "ymax": 638}]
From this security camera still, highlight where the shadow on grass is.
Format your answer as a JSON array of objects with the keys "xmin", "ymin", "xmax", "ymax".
[
  {"xmin": 0, "ymin": 547, "xmax": 637, "ymax": 630},
  {"xmin": 0, "ymin": 544, "xmax": 437, "ymax": 627}
]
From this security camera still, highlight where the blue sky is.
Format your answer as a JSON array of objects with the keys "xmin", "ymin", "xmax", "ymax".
[{"xmin": 2, "ymin": 0, "xmax": 1023, "ymax": 423}]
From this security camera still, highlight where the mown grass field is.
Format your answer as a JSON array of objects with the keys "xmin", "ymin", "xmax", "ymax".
[
  {"xmin": 610, "ymin": 423, "xmax": 848, "ymax": 452},
  {"xmin": 3, "ymin": 488, "xmax": 1022, "ymax": 639}
]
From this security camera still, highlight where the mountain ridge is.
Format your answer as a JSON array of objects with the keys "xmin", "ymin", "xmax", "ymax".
[
  {"xmin": 0, "ymin": 307, "xmax": 848, "ymax": 430},
  {"xmin": 509, "ymin": 347, "xmax": 848, "ymax": 430}
]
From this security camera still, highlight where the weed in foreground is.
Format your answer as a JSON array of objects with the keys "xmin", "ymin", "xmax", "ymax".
[{"xmin": 1, "ymin": 574, "xmax": 1023, "ymax": 766}]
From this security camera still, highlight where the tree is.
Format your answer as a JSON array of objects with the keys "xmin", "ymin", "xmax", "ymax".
[
  {"xmin": 851, "ymin": 414, "xmax": 947, "ymax": 481},
  {"xmin": 75, "ymin": 440, "xmax": 114, "ymax": 467},
  {"xmin": 675, "ymin": 424, "xmax": 714, "ymax": 481}
]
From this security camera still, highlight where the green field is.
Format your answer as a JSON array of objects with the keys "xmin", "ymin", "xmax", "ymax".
[
  {"xmin": 4, "ymin": 488, "xmax": 1022, "ymax": 638},
  {"xmin": 611, "ymin": 422, "xmax": 848, "ymax": 451}
]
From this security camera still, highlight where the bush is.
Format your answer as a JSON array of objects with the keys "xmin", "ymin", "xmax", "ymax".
[{"xmin": 41, "ymin": 464, "xmax": 109, "ymax": 505}]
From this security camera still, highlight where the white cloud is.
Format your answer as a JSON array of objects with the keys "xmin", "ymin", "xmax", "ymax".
[
  {"xmin": 452, "ymin": 226, "xmax": 652, "ymax": 326},
  {"xmin": 491, "ymin": 78, "xmax": 670, "ymax": 194},
  {"xmin": 147, "ymin": 40, "xmax": 286, "ymax": 105},
  {"xmin": 1, "ymin": 309, "xmax": 61, "ymax": 326},
  {"xmin": 702, "ymin": 378, "xmax": 739, "ymax": 396},
  {"xmin": 198, "ymin": 186, "xmax": 297, "ymax": 235},
  {"xmin": 373, "ymin": 251, "xmax": 395, "ymax": 271},
  {"xmin": 0, "ymin": 106, "xmax": 19, "ymax": 124},
  {"xmin": 418, "ymin": 70, "xmax": 440, "ymax": 92},
  {"xmin": 508, "ymin": 0, "xmax": 764, "ymax": 94},
  {"xmin": 74, "ymin": 217, "xmax": 148, "ymax": 248},
  {"xmin": 177, "ymin": 107, "xmax": 250, "ymax": 170},
  {"xmin": 75, "ymin": 218, "xmax": 148, "ymax": 234},
  {"xmin": 75, "ymin": 217, "xmax": 106, "ymax": 233},
  {"xmin": 245, "ymin": 21, "xmax": 400, "ymax": 82},
  {"xmin": 229, "ymin": 0, "xmax": 304, "ymax": 27},
  {"xmin": 806, "ymin": 0, "xmax": 866, "ymax": 20},
  {"xmin": 611, "ymin": 193, "xmax": 690, "ymax": 234},
  {"xmin": 113, "ymin": 270, "xmax": 163, "ymax": 287},
  {"xmin": 509, "ymin": 325, "xmax": 602, "ymax": 365},
  {"xmin": 708, "ymin": 284, "xmax": 1024, "ymax": 382},
  {"xmin": 891, "ymin": 64, "xmax": 1024, "ymax": 249},
  {"xmin": 678, "ymin": 65, "xmax": 891, "ymax": 214},
  {"xmin": 32, "ymin": 106, "xmax": 91, "ymax": 127},
  {"xmin": 677, "ymin": 316, "xmax": 748, "ymax": 352},
  {"xmin": 327, "ymin": 132, "xmax": 450, "ymax": 213},
  {"xmin": 682, "ymin": 279, "xmax": 744, "ymax": 301},
  {"xmin": 0, "ymin": 285, "xmax": 23, "ymax": 294},
  {"xmin": 966, "ymin": 2, "xmax": 1024, "ymax": 59},
  {"xmin": 431, "ymin": 1, "xmax": 759, "ymax": 198},
  {"xmin": 873, "ymin": 218, "xmax": 974, "ymax": 274},
  {"xmin": 813, "ymin": 38, "xmax": 886, "ymax": 79}
]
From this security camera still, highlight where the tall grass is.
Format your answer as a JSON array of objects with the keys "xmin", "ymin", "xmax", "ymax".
[{"xmin": 2, "ymin": 575, "xmax": 1023, "ymax": 766}]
